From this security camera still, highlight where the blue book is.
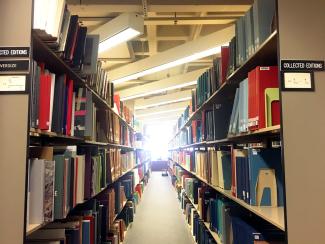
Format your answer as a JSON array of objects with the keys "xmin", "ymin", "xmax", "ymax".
[
  {"xmin": 235, "ymin": 156, "xmax": 243, "ymax": 200},
  {"xmin": 221, "ymin": 152, "xmax": 232, "ymax": 190},
  {"xmin": 238, "ymin": 80, "xmax": 245, "ymax": 133},
  {"xmin": 228, "ymin": 88, "xmax": 239, "ymax": 135},
  {"xmin": 244, "ymin": 156, "xmax": 251, "ymax": 204},
  {"xmin": 82, "ymin": 220, "xmax": 90, "ymax": 244},
  {"xmin": 248, "ymin": 148, "xmax": 283, "ymax": 206}
]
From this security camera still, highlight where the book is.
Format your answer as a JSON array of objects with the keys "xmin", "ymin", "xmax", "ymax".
[
  {"xmin": 248, "ymin": 66, "xmax": 279, "ymax": 131},
  {"xmin": 253, "ymin": 0, "xmax": 276, "ymax": 49},
  {"xmin": 82, "ymin": 35, "xmax": 100, "ymax": 75}
]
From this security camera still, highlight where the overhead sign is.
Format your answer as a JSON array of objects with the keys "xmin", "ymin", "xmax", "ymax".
[
  {"xmin": 0, "ymin": 47, "xmax": 30, "ymax": 58},
  {"xmin": 281, "ymin": 60, "xmax": 324, "ymax": 71},
  {"xmin": 0, "ymin": 60, "xmax": 29, "ymax": 72}
]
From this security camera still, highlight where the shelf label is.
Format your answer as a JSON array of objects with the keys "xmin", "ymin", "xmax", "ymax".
[
  {"xmin": 282, "ymin": 71, "xmax": 314, "ymax": 91},
  {"xmin": 0, "ymin": 47, "xmax": 30, "ymax": 58},
  {"xmin": 0, "ymin": 60, "xmax": 29, "ymax": 72},
  {"xmin": 0, "ymin": 75, "xmax": 26, "ymax": 92},
  {"xmin": 281, "ymin": 60, "xmax": 324, "ymax": 71}
]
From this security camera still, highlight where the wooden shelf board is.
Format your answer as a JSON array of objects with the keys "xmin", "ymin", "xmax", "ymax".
[
  {"xmin": 113, "ymin": 200, "xmax": 128, "ymax": 222},
  {"xmin": 172, "ymin": 160, "xmax": 285, "ymax": 231},
  {"xmin": 26, "ymin": 222, "xmax": 48, "ymax": 236},
  {"xmin": 169, "ymin": 125, "xmax": 281, "ymax": 150},
  {"xmin": 30, "ymin": 128, "xmax": 135, "ymax": 149}
]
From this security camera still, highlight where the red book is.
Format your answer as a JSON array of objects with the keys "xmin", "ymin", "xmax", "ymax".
[
  {"xmin": 38, "ymin": 73, "xmax": 51, "ymax": 130},
  {"xmin": 192, "ymin": 121, "xmax": 197, "ymax": 143},
  {"xmin": 69, "ymin": 25, "xmax": 80, "ymax": 61},
  {"xmin": 201, "ymin": 110, "xmax": 206, "ymax": 142},
  {"xmin": 272, "ymin": 100, "xmax": 281, "ymax": 126},
  {"xmin": 220, "ymin": 46, "xmax": 230, "ymax": 84},
  {"xmin": 83, "ymin": 215, "xmax": 94, "ymax": 244},
  {"xmin": 66, "ymin": 79, "xmax": 74, "ymax": 136},
  {"xmin": 114, "ymin": 94, "xmax": 121, "ymax": 114},
  {"xmin": 248, "ymin": 69, "xmax": 257, "ymax": 130},
  {"xmin": 248, "ymin": 66, "xmax": 279, "ymax": 131}
]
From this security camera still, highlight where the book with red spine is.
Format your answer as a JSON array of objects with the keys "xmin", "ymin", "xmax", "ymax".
[
  {"xmin": 220, "ymin": 46, "xmax": 230, "ymax": 84},
  {"xmin": 38, "ymin": 72, "xmax": 52, "ymax": 130},
  {"xmin": 248, "ymin": 66, "xmax": 279, "ymax": 131}
]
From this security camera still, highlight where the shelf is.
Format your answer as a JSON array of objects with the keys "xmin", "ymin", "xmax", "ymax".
[
  {"xmin": 227, "ymin": 31, "xmax": 278, "ymax": 84},
  {"xmin": 180, "ymin": 188, "xmax": 222, "ymax": 244},
  {"xmin": 26, "ymin": 223, "xmax": 48, "ymax": 236},
  {"xmin": 170, "ymin": 31, "xmax": 278, "ymax": 144},
  {"xmin": 168, "ymin": 141, "xmax": 207, "ymax": 151},
  {"xmin": 169, "ymin": 125, "xmax": 281, "ymax": 150},
  {"xmin": 113, "ymin": 200, "xmax": 128, "ymax": 222},
  {"xmin": 172, "ymin": 160, "xmax": 285, "ymax": 231},
  {"xmin": 29, "ymin": 128, "xmax": 135, "ymax": 150},
  {"xmin": 207, "ymin": 125, "xmax": 281, "ymax": 145},
  {"xmin": 32, "ymin": 33, "xmax": 134, "ymax": 132}
]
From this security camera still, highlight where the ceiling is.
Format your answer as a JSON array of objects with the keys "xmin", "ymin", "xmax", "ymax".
[{"xmin": 67, "ymin": 0, "xmax": 252, "ymax": 125}]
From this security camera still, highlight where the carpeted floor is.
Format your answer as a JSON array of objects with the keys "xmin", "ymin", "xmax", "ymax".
[{"xmin": 123, "ymin": 171, "xmax": 195, "ymax": 244}]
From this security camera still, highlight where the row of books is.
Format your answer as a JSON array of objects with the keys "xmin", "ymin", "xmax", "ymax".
[
  {"xmin": 174, "ymin": 168, "xmax": 285, "ymax": 244},
  {"xmin": 85, "ymin": 61, "xmax": 114, "ymax": 107},
  {"xmin": 33, "ymin": 1, "xmax": 100, "ymax": 74},
  {"xmin": 169, "ymin": 65, "xmax": 280, "ymax": 147},
  {"xmin": 171, "ymin": 146, "xmax": 284, "ymax": 207},
  {"xmin": 180, "ymin": 192, "xmax": 218, "ymax": 244},
  {"xmin": 30, "ymin": 62, "xmax": 135, "ymax": 146},
  {"xmin": 171, "ymin": 45, "xmax": 231, "ymax": 137},
  {"xmin": 192, "ymin": 47, "xmax": 230, "ymax": 110},
  {"xmin": 113, "ymin": 94, "xmax": 135, "ymax": 127},
  {"xmin": 26, "ymin": 197, "xmax": 135, "ymax": 244},
  {"xmin": 229, "ymin": 0, "xmax": 276, "ymax": 74},
  {"xmin": 229, "ymin": 66, "xmax": 280, "ymax": 135},
  {"xmin": 27, "ymin": 146, "xmax": 136, "ymax": 227}
]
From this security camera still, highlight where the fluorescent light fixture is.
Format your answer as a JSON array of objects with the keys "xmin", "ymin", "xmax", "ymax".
[
  {"xmin": 99, "ymin": 28, "xmax": 140, "ymax": 53},
  {"xmin": 112, "ymin": 45, "xmax": 224, "ymax": 84},
  {"xmin": 121, "ymin": 80, "xmax": 197, "ymax": 101},
  {"xmin": 136, "ymin": 108, "xmax": 185, "ymax": 118},
  {"xmin": 135, "ymin": 97, "xmax": 192, "ymax": 110},
  {"xmin": 91, "ymin": 13, "xmax": 144, "ymax": 53}
]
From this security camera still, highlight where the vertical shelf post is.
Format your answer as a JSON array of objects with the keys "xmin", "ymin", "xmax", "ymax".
[
  {"xmin": 0, "ymin": 0, "xmax": 33, "ymax": 243},
  {"xmin": 278, "ymin": 1, "xmax": 325, "ymax": 243}
]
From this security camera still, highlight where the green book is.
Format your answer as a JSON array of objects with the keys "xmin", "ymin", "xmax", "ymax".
[
  {"xmin": 265, "ymin": 88, "xmax": 279, "ymax": 127},
  {"xmin": 53, "ymin": 155, "xmax": 65, "ymax": 220}
]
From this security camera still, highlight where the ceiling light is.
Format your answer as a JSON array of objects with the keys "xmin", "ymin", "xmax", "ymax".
[
  {"xmin": 136, "ymin": 108, "xmax": 185, "ymax": 118},
  {"xmin": 121, "ymin": 80, "xmax": 197, "ymax": 101},
  {"xmin": 112, "ymin": 45, "xmax": 224, "ymax": 84},
  {"xmin": 135, "ymin": 97, "xmax": 192, "ymax": 110},
  {"xmin": 91, "ymin": 13, "xmax": 144, "ymax": 53},
  {"xmin": 99, "ymin": 28, "xmax": 140, "ymax": 53}
]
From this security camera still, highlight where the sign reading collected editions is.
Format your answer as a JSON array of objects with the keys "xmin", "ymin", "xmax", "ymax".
[
  {"xmin": 0, "ymin": 47, "xmax": 30, "ymax": 58},
  {"xmin": 0, "ymin": 75, "xmax": 26, "ymax": 92},
  {"xmin": 281, "ymin": 60, "xmax": 324, "ymax": 71}
]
